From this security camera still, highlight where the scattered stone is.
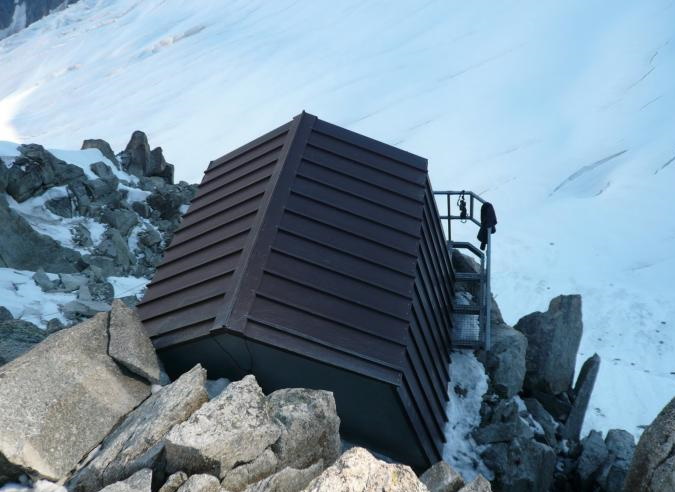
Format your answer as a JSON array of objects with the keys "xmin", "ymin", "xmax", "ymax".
[
  {"xmin": 108, "ymin": 299, "xmax": 161, "ymax": 384},
  {"xmin": 71, "ymin": 223, "xmax": 94, "ymax": 248},
  {"xmin": 88, "ymin": 280, "xmax": 115, "ymax": 303},
  {"xmin": 90, "ymin": 161, "xmax": 115, "ymax": 180},
  {"xmin": 164, "ymin": 375, "xmax": 282, "ymax": 479},
  {"xmin": 458, "ymin": 475, "xmax": 491, "ymax": 492},
  {"xmin": 220, "ymin": 449, "xmax": 278, "ymax": 492},
  {"xmin": 83, "ymin": 255, "xmax": 119, "ymax": 277},
  {"xmin": 46, "ymin": 195, "xmax": 74, "ymax": 218},
  {"xmin": 576, "ymin": 430, "xmax": 608, "ymax": 490},
  {"xmin": 523, "ymin": 398, "xmax": 558, "ymax": 447},
  {"xmin": 32, "ymin": 269, "xmax": 58, "ymax": 291},
  {"xmin": 0, "ymin": 313, "xmax": 150, "ymax": 481},
  {"xmin": 561, "ymin": 354, "xmax": 600, "ymax": 441},
  {"xmin": 159, "ymin": 472, "xmax": 189, "ymax": 492},
  {"xmin": 515, "ymin": 295, "xmax": 583, "ymax": 395},
  {"xmin": 0, "ymin": 319, "xmax": 46, "ymax": 365},
  {"xmin": 244, "ymin": 462, "xmax": 323, "ymax": 492},
  {"xmin": 420, "ymin": 461, "xmax": 465, "ymax": 492},
  {"xmin": 62, "ymin": 298, "xmax": 111, "ymax": 320},
  {"xmin": 623, "ymin": 396, "xmax": 675, "ymax": 492},
  {"xmin": 59, "ymin": 273, "xmax": 88, "ymax": 292},
  {"xmin": 481, "ymin": 438, "xmax": 555, "ymax": 492},
  {"xmin": 484, "ymin": 325, "xmax": 527, "ymax": 398},
  {"xmin": 95, "ymin": 228, "xmax": 136, "ymax": 270},
  {"xmin": 67, "ymin": 365, "xmax": 208, "ymax": 492},
  {"xmin": 99, "ymin": 468, "xmax": 152, "ymax": 492},
  {"xmin": 101, "ymin": 209, "xmax": 139, "ymax": 237},
  {"xmin": 175, "ymin": 474, "xmax": 220, "ymax": 492},
  {"xmin": 268, "ymin": 388, "xmax": 341, "ymax": 470},
  {"xmin": 81, "ymin": 139, "xmax": 120, "ymax": 168},
  {"xmin": 45, "ymin": 318, "xmax": 66, "ymax": 334},
  {"xmin": 302, "ymin": 447, "xmax": 427, "ymax": 492}
]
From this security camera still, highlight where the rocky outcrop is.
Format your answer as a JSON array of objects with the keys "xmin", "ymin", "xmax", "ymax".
[
  {"xmin": 119, "ymin": 131, "xmax": 174, "ymax": 183},
  {"xmin": 67, "ymin": 365, "xmax": 208, "ymax": 492},
  {"xmin": 99, "ymin": 469, "xmax": 152, "ymax": 492},
  {"xmin": 302, "ymin": 447, "xmax": 428, "ymax": 492},
  {"xmin": 419, "ymin": 461, "xmax": 465, "ymax": 492},
  {"xmin": 623, "ymin": 397, "xmax": 675, "ymax": 492},
  {"xmin": 561, "ymin": 353, "xmax": 600, "ymax": 441},
  {"xmin": 0, "ymin": 312, "xmax": 151, "ymax": 481},
  {"xmin": 0, "ymin": 195, "xmax": 83, "ymax": 272},
  {"xmin": 164, "ymin": 375, "xmax": 283, "ymax": 479},
  {"xmin": 484, "ymin": 324, "xmax": 527, "ymax": 399},
  {"xmin": 108, "ymin": 299, "xmax": 161, "ymax": 384},
  {"xmin": 81, "ymin": 139, "xmax": 119, "ymax": 167},
  {"xmin": 267, "ymin": 388, "xmax": 341, "ymax": 470},
  {"xmin": 515, "ymin": 295, "xmax": 583, "ymax": 395}
]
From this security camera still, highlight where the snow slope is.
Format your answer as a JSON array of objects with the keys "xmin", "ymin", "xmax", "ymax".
[{"xmin": 0, "ymin": 0, "xmax": 674, "ymax": 437}]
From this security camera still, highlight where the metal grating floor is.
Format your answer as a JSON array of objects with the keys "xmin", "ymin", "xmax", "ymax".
[{"xmin": 452, "ymin": 313, "xmax": 481, "ymax": 346}]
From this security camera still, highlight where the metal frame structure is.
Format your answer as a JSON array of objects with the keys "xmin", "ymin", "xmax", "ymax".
[{"xmin": 433, "ymin": 190, "xmax": 492, "ymax": 351}]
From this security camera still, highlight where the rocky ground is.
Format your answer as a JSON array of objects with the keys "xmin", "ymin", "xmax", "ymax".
[
  {"xmin": 0, "ymin": 131, "xmax": 196, "ymax": 363},
  {"xmin": 450, "ymin": 251, "xmax": 644, "ymax": 492},
  {"xmin": 0, "ymin": 301, "xmax": 492, "ymax": 492}
]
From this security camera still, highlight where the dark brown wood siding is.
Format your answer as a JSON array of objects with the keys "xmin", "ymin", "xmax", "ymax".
[
  {"xmin": 137, "ymin": 122, "xmax": 291, "ymax": 347},
  {"xmin": 139, "ymin": 113, "xmax": 454, "ymax": 468}
]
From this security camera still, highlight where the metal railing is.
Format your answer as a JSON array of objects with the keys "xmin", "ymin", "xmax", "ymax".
[{"xmin": 433, "ymin": 190, "xmax": 492, "ymax": 351}]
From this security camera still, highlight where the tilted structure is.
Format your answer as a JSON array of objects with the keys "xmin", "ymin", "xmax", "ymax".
[{"xmin": 138, "ymin": 112, "xmax": 454, "ymax": 468}]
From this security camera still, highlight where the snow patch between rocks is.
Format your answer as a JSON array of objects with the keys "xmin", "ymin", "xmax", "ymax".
[{"xmin": 442, "ymin": 350, "xmax": 493, "ymax": 482}]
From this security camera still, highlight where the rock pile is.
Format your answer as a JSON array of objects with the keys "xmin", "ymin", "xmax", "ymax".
[
  {"xmin": 453, "ymin": 252, "xmax": 635, "ymax": 492},
  {"xmin": 0, "ymin": 300, "xmax": 493, "ymax": 492},
  {"xmin": 0, "ymin": 132, "xmax": 197, "ymax": 364}
]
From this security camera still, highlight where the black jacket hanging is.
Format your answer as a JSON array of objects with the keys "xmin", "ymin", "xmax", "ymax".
[{"xmin": 477, "ymin": 202, "xmax": 497, "ymax": 250}]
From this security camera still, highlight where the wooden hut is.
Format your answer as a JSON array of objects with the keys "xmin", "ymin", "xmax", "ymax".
[{"xmin": 137, "ymin": 112, "xmax": 454, "ymax": 469}]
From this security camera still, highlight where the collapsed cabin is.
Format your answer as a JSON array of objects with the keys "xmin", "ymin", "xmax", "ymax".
[{"xmin": 137, "ymin": 112, "xmax": 455, "ymax": 469}]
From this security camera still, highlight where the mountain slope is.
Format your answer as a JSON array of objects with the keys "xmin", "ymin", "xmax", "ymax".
[{"xmin": 0, "ymin": 0, "xmax": 673, "ymax": 437}]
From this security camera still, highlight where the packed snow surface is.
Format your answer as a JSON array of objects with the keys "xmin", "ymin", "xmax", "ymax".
[
  {"xmin": 443, "ymin": 350, "xmax": 491, "ymax": 482},
  {"xmin": 0, "ymin": 0, "xmax": 674, "ymax": 436}
]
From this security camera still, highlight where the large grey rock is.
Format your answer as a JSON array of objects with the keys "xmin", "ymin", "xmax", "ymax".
[
  {"xmin": 67, "ymin": 365, "xmax": 208, "ymax": 492},
  {"xmin": 0, "ymin": 319, "xmax": 46, "ymax": 365},
  {"xmin": 577, "ymin": 430, "xmax": 608, "ymax": 488},
  {"xmin": 5, "ymin": 144, "xmax": 85, "ymax": 202},
  {"xmin": 164, "ymin": 375, "xmax": 282, "ymax": 479},
  {"xmin": 623, "ymin": 397, "xmax": 675, "ymax": 492},
  {"xmin": 120, "ymin": 131, "xmax": 172, "ymax": 182},
  {"xmin": 244, "ymin": 462, "xmax": 323, "ymax": 492},
  {"xmin": 0, "ymin": 313, "xmax": 150, "ymax": 481},
  {"xmin": 481, "ymin": 438, "xmax": 555, "ymax": 492},
  {"xmin": 473, "ymin": 418, "xmax": 534, "ymax": 445},
  {"xmin": 99, "ymin": 468, "xmax": 152, "ymax": 492},
  {"xmin": 302, "ymin": 447, "xmax": 428, "ymax": 492},
  {"xmin": 220, "ymin": 449, "xmax": 278, "ymax": 492},
  {"xmin": 597, "ymin": 431, "xmax": 635, "ymax": 492},
  {"xmin": 515, "ymin": 295, "xmax": 583, "ymax": 395},
  {"xmin": 420, "ymin": 461, "xmax": 465, "ymax": 492},
  {"xmin": 101, "ymin": 209, "xmax": 139, "ymax": 237},
  {"xmin": 176, "ymin": 474, "xmax": 221, "ymax": 492},
  {"xmin": 268, "ymin": 388, "xmax": 341, "ymax": 470},
  {"xmin": 61, "ymin": 298, "xmax": 111, "ymax": 320},
  {"xmin": 90, "ymin": 161, "xmax": 116, "ymax": 180},
  {"xmin": 0, "ymin": 195, "xmax": 83, "ymax": 273},
  {"xmin": 96, "ymin": 229, "xmax": 136, "ymax": 270},
  {"xmin": 108, "ymin": 300, "xmax": 161, "ymax": 384},
  {"xmin": 561, "ymin": 353, "xmax": 600, "ymax": 441},
  {"xmin": 159, "ymin": 472, "xmax": 188, "ymax": 492},
  {"xmin": 458, "ymin": 475, "xmax": 491, "ymax": 492},
  {"xmin": 33, "ymin": 268, "xmax": 58, "ymax": 291},
  {"xmin": 523, "ymin": 398, "xmax": 558, "ymax": 447},
  {"xmin": 81, "ymin": 139, "xmax": 120, "ymax": 168},
  {"xmin": 485, "ymin": 325, "xmax": 527, "ymax": 398}
]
